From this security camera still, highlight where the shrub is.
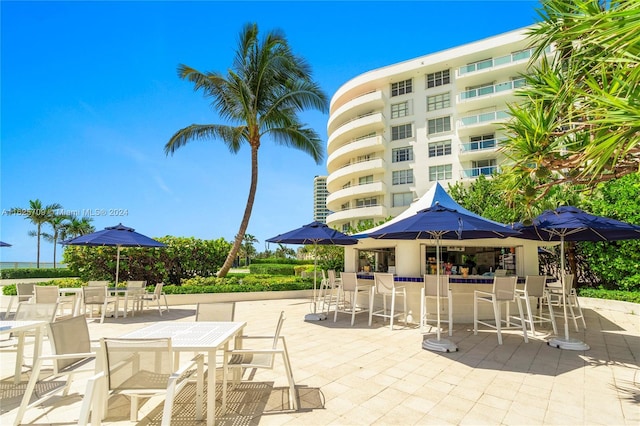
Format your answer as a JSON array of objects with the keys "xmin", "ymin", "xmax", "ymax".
[
  {"xmin": 249, "ymin": 263, "xmax": 296, "ymax": 275},
  {"xmin": 0, "ymin": 268, "xmax": 76, "ymax": 279},
  {"xmin": 62, "ymin": 236, "xmax": 232, "ymax": 285}
]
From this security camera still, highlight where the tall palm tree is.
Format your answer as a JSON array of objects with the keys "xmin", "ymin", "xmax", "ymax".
[
  {"xmin": 9, "ymin": 199, "xmax": 62, "ymax": 268},
  {"xmin": 42, "ymin": 214, "xmax": 70, "ymax": 268},
  {"xmin": 165, "ymin": 23, "xmax": 328, "ymax": 277}
]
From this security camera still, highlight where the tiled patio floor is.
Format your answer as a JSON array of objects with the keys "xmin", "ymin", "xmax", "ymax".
[{"xmin": 1, "ymin": 296, "xmax": 638, "ymax": 425}]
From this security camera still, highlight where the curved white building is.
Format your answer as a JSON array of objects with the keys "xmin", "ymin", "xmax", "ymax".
[{"xmin": 326, "ymin": 26, "xmax": 548, "ymax": 232}]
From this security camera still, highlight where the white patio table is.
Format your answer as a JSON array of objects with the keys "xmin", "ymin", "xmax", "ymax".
[
  {"xmin": 119, "ymin": 321, "xmax": 246, "ymax": 426},
  {"xmin": 0, "ymin": 320, "xmax": 47, "ymax": 384}
]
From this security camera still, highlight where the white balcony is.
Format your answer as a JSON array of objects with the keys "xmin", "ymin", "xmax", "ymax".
[
  {"xmin": 458, "ymin": 138, "xmax": 505, "ymax": 159},
  {"xmin": 326, "ymin": 181, "xmax": 387, "ymax": 207},
  {"xmin": 458, "ymin": 78, "xmax": 526, "ymax": 104},
  {"xmin": 456, "ymin": 47, "xmax": 550, "ymax": 78},
  {"xmin": 328, "ymin": 90, "xmax": 386, "ymax": 134},
  {"xmin": 460, "ymin": 166, "xmax": 500, "ymax": 179},
  {"xmin": 459, "ymin": 110, "xmax": 510, "ymax": 126},
  {"xmin": 327, "ymin": 112, "xmax": 385, "ymax": 152},
  {"xmin": 327, "ymin": 157, "xmax": 386, "ymax": 192},
  {"xmin": 326, "ymin": 204, "xmax": 388, "ymax": 224},
  {"xmin": 327, "ymin": 134, "xmax": 385, "ymax": 174}
]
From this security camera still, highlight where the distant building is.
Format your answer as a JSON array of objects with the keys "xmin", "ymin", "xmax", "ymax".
[
  {"xmin": 326, "ymin": 26, "xmax": 551, "ymax": 233},
  {"xmin": 313, "ymin": 175, "xmax": 330, "ymax": 223}
]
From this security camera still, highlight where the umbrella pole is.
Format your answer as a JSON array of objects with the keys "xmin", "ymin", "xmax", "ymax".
[
  {"xmin": 548, "ymin": 236, "xmax": 589, "ymax": 350},
  {"xmin": 305, "ymin": 242, "xmax": 326, "ymax": 321},
  {"xmin": 423, "ymin": 235, "xmax": 457, "ymax": 352},
  {"xmin": 115, "ymin": 246, "xmax": 121, "ymax": 286}
]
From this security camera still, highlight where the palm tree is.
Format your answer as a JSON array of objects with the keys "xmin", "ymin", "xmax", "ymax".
[
  {"xmin": 61, "ymin": 216, "xmax": 95, "ymax": 239},
  {"xmin": 165, "ymin": 23, "xmax": 328, "ymax": 277},
  {"xmin": 42, "ymin": 214, "xmax": 70, "ymax": 268},
  {"xmin": 241, "ymin": 233, "xmax": 259, "ymax": 265},
  {"xmin": 500, "ymin": 0, "xmax": 640, "ymax": 205},
  {"xmin": 9, "ymin": 199, "xmax": 62, "ymax": 268}
]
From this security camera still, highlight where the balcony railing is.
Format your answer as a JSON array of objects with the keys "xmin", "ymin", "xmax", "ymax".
[
  {"xmin": 460, "ymin": 138, "xmax": 505, "ymax": 153},
  {"xmin": 459, "ymin": 78, "xmax": 526, "ymax": 101},
  {"xmin": 460, "ymin": 110, "xmax": 510, "ymax": 127},
  {"xmin": 458, "ymin": 46, "xmax": 551, "ymax": 76},
  {"xmin": 461, "ymin": 166, "xmax": 499, "ymax": 178}
]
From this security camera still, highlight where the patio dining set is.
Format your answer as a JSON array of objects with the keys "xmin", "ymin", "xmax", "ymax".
[{"xmin": 2, "ymin": 299, "xmax": 297, "ymax": 426}]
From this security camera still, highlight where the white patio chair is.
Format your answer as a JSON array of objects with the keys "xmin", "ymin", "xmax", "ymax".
[
  {"xmin": 474, "ymin": 276, "xmax": 528, "ymax": 345},
  {"xmin": 139, "ymin": 282, "xmax": 169, "ymax": 316},
  {"xmin": 4, "ymin": 283, "xmax": 35, "ymax": 319},
  {"xmin": 224, "ymin": 311, "xmax": 298, "ymax": 410},
  {"xmin": 87, "ymin": 280, "xmax": 109, "ymax": 287},
  {"xmin": 13, "ymin": 315, "xmax": 96, "ymax": 426},
  {"xmin": 547, "ymin": 274, "xmax": 586, "ymax": 331},
  {"xmin": 34, "ymin": 285, "xmax": 75, "ymax": 317},
  {"xmin": 82, "ymin": 286, "xmax": 118, "ymax": 323},
  {"xmin": 78, "ymin": 337, "xmax": 204, "ymax": 426},
  {"xmin": 515, "ymin": 275, "xmax": 557, "ymax": 336},
  {"xmin": 195, "ymin": 302, "xmax": 236, "ymax": 321},
  {"xmin": 421, "ymin": 275, "xmax": 453, "ymax": 336},
  {"xmin": 319, "ymin": 269, "xmax": 341, "ymax": 314},
  {"xmin": 369, "ymin": 272, "xmax": 407, "ymax": 330},
  {"xmin": 333, "ymin": 272, "xmax": 372, "ymax": 326},
  {"xmin": 124, "ymin": 280, "xmax": 146, "ymax": 316},
  {"xmin": 1, "ymin": 302, "xmax": 58, "ymax": 372}
]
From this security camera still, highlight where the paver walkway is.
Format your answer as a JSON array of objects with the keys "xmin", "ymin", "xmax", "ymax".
[{"xmin": 1, "ymin": 297, "xmax": 638, "ymax": 425}]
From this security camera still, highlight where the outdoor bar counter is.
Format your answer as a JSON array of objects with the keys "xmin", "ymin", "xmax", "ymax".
[{"xmin": 355, "ymin": 273, "xmax": 528, "ymax": 324}]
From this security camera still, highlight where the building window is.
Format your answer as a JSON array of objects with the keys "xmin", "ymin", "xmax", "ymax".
[
  {"xmin": 391, "ymin": 79, "xmax": 412, "ymax": 97},
  {"xmin": 472, "ymin": 159, "xmax": 497, "ymax": 176},
  {"xmin": 469, "ymin": 134, "xmax": 496, "ymax": 150},
  {"xmin": 428, "ymin": 140, "xmax": 452, "ymax": 157},
  {"xmin": 342, "ymin": 223, "xmax": 350, "ymax": 233},
  {"xmin": 426, "ymin": 69, "xmax": 450, "ymax": 88},
  {"xmin": 391, "ymin": 101, "xmax": 409, "ymax": 118},
  {"xmin": 340, "ymin": 202, "xmax": 350, "ymax": 211},
  {"xmin": 392, "ymin": 169, "xmax": 414, "ymax": 185},
  {"xmin": 392, "ymin": 146, "xmax": 414, "ymax": 163},
  {"xmin": 356, "ymin": 197, "xmax": 378, "ymax": 207},
  {"xmin": 427, "ymin": 93, "xmax": 450, "ymax": 111},
  {"xmin": 427, "ymin": 116, "xmax": 451, "ymax": 135},
  {"xmin": 391, "ymin": 124, "xmax": 412, "ymax": 141},
  {"xmin": 429, "ymin": 164, "xmax": 453, "ymax": 181},
  {"xmin": 393, "ymin": 192, "xmax": 413, "ymax": 207},
  {"xmin": 359, "ymin": 175, "xmax": 373, "ymax": 185}
]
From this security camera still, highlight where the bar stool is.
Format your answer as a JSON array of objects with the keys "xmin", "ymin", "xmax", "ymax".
[
  {"xmin": 515, "ymin": 275, "xmax": 557, "ymax": 336},
  {"xmin": 369, "ymin": 273, "xmax": 407, "ymax": 330},
  {"xmin": 421, "ymin": 275, "xmax": 453, "ymax": 336}
]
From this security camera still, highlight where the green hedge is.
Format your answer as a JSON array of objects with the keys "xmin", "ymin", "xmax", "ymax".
[
  {"xmin": 248, "ymin": 263, "xmax": 296, "ymax": 275},
  {"xmin": 1, "ymin": 275, "xmax": 314, "ymax": 296},
  {"xmin": 251, "ymin": 258, "xmax": 310, "ymax": 265},
  {"xmin": 578, "ymin": 287, "xmax": 640, "ymax": 304},
  {"xmin": 0, "ymin": 268, "xmax": 76, "ymax": 279}
]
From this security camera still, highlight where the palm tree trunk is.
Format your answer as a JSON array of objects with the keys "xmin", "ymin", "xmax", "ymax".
[
  {"xmin": 36, "ymin": 225, "xmax": 41, "ymax": 268},
  {"xmin": 217, "ymin": 143, "xmax": 259, "ymax": 277}
]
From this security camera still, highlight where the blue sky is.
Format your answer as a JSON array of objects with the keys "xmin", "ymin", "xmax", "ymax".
[{"xmin": 0, "ymin": 1, "xmax": 539, "ymax": 263}]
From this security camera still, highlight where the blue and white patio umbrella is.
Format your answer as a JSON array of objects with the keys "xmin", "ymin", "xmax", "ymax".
[
  {"xmin": 62, "ymin": 223, "xmax": 166, "ymax": 286},
  {"xmin": 267, "ymin": 221, "xmax": 358, "ymax": 321},
  {"xmin": 514, "ymin": 206, "xmax": 640, "ymax": 350},
  {"xmin": 367, "ymin": 204, "xmax": 521, "ymax": 352},
  {"xmin": 0, "ymin": 241, "xmax": 11, "ymax": 247}
]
